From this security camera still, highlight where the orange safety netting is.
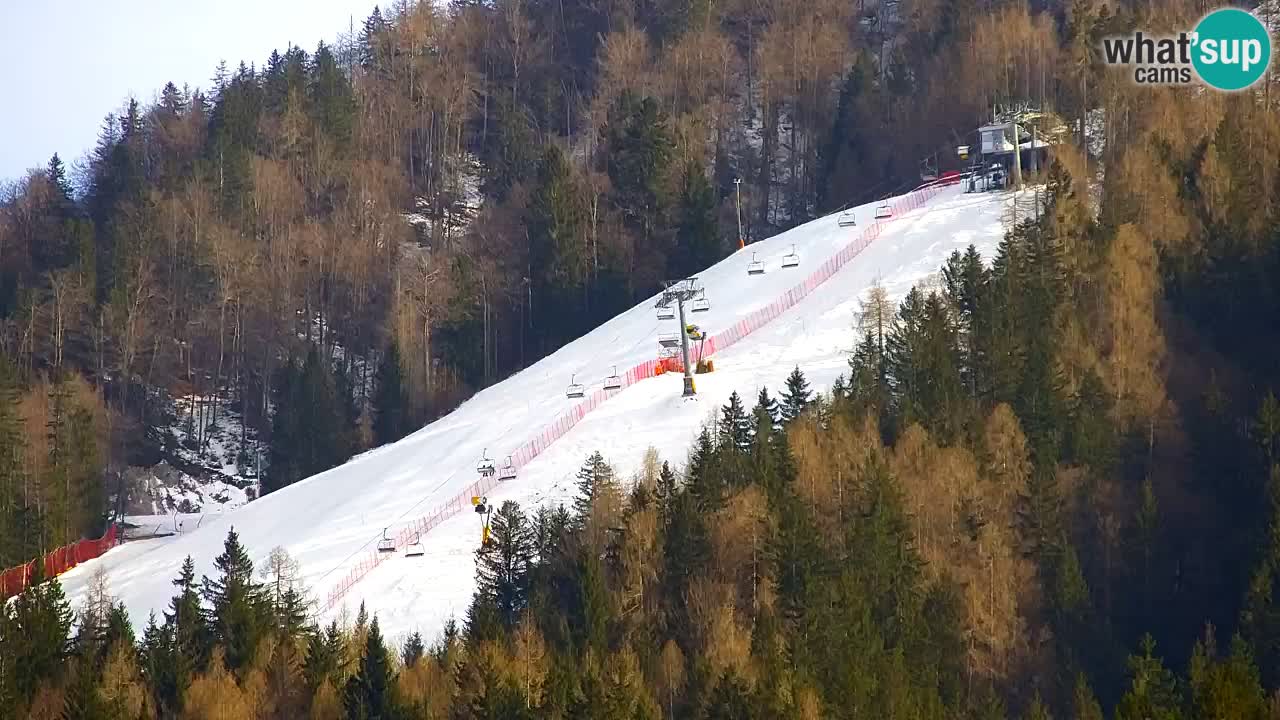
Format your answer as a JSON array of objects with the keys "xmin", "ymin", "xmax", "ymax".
[{"xmin": 0, "ymin": 524, "xmax": 119, "ymax": 600}]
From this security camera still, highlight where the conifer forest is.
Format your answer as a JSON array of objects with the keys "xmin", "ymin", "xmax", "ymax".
[{"xmin": 2, "ymin": 0, "xmax": 1280, "ymax": 716}]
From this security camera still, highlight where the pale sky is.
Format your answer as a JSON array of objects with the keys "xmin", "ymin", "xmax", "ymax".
[{"xmin": 0, "ymin": 0, "xmax": 377, "ymax": 183}]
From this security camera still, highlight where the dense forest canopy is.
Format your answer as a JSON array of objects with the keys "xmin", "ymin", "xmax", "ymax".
[{"xmin": 1, "ymin": 0, "xmax": 1280, "ymax": 716}]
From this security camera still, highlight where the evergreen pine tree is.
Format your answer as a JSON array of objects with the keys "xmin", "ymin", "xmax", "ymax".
[
  {"xmin": 358, "ymin": 6, "xmax": 388, "ymax": 69},
  {"xmin": 475, "ymin": 501, "xmax": 536, "ymax": 630},
  {"xmin": 63, "ymin": 655, "xmax": 110, "ymax": 720},
  {"xmin": 201, "ymin": 528, "xmax": 267, "ymax": 671},
  {"xmin": 372, "ymin": 340, "xmax": 408, "ymax": 446},
  {"xmin": 574, "ymin": 452, "xmax": 605, "ymax": 524},
  {"xmin": 162, "ymin": 555, "xmax": 207, "ymax": 703},
  {"xmin": 1024, "ymin": 693, "xmax": 1052, "ymax": 720},
  {"xmin": 101, "ymin": 602, "xmax": 134, "ymax": 657},
  {"xmin": 686, "ymin": 428, "xmax": 726, "ymax": 512},
  {"xmin": 301, "ymin": 347, "xmax": 352, "ymax": 474},
  {"xmin": 356, "ymin": 601, "xmax": 369, "ymax": 632},
  {"xmin": 604, "ymin": 92, "xmax": 673, "ymax": 260},
  {"xmin": 140, "ymin": 612, "xmax": 177, "ymax": 714},
  {"xmin": 343, "ymin": 616, "xmax": 399, "ymax": 720},
  {"xmin": 9, "ymin": 562, "xmax": 73, "ymax": 704},
  {"xmin": 269, "ymin": 348, "xmax": 353, "ymax": 493},
  {"xmin": 847, "ymin": 455, "xmax": 923, "ymax": 648},
  {"xmin": 401, "ymin": 631, "xmax": 425, "ymax": 668},
  {"xmin": 779, "ymin": 367, "xmax": 812, "ymax": 424},
  {"xmin": 941, "ymin": 245, "xmax": 989, "ymax": 400},
  {"xmin": 303, "ymin": 621, "xmax": 346, "ymax": 694},
  {"xmin": 831, "ymin": 373, "xmax": 848, "ymax": 403},
  {"xmin": 916, "ymin": 293, "xmax": 965, "ymax": 441},
  {"xmin": 717, "ymin": 392, "xmax": 752, "ymax": 452},
  {"xmin": 703, "ymin": 672, "xmax": 756, "ymax": 720},
  {"xmin": 526, "ymin": 143, "xmax": 590, "ymax": 349},
  {"xmin": 753, "ymin": 387, "xmax": 781, "ymax": 430},
  {"xmin": 1241, "ymin": 467, "xmax": 1280, "ymax": 687},
  {"xmin": 750, "ymin": 389, "xmax": 786, "ymax": 494},
  {"xmin": 308, "ymin": 41, "xmax": 356, "ymax": 147},
  {"xmin": 816, "ymin": 57, "xmax": 873, "ymax": 212},
  {"xmin": 1071, "ymin": 672, "xmax": 1104, "ymax": 720},
  {"xmin": 266, "ymin": 357, "xmax": 301, "ymax": 494},
  {"xmin": 48, "ymin": 153, "xmax": 74, "ymax": 202},
  {"xmin": 1114, "ymin": 635, "xmax": 1183, "ymax": 720},
  {"xmin": 655, "ymin": 461, "xmax": 678, "ymax": 527},
  {"xmin": 576, "ymin": 552, "xmax": 610, "ymax": 656},
  {"xmin": 770, "ymin": 489, "xmax": 826, "ymax": 626},
  {"xmin": 662, "ymin": 488, "xmax": 710, "ymax": 645},
  {"xmin": 672, "ymin": 160, "xmax": 721, "ymax": 278},
  {"xmin": 887, "ymin": 288, "xmax": 928, "ymax": 427},
  {"xmin": 847, "ymin": 330, "xmax": 889, "ymax": 426}
]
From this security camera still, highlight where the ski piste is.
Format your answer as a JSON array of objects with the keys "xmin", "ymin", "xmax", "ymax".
[{"xmin": 60, "ymin": 178, "xmax": 1016, "ymax": 641}]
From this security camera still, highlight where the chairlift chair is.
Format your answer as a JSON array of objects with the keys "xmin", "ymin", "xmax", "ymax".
[
  {"xmin": 657, "ymin": 304, "xmax": 675, "ymax": 320},
  {"xmin": 476, "ymin": 448, "xmax": 496, "ymax": 477},
  {"xmin": 658, "ymin": 333, "xmax": 681, "ymax": 348},
  {"xmin": 747, "ymin": 252, "xmax": 765, "ymax": 275},
  {"xmin": 838, "ymin": 209, "xmax": 858, "ymax": 227},
  {"xmin": 565, "ymin": 373, "xmax": 586, "ymax": 398},
  {"xmin": 781, "ymin": 245, "xmax": 800, "ymax": 268},
  {"xmin": 405, "ymin": 533, "xmax": 424, "ymax": 557},
  {"xmin": 603, "ymin": 366, "xmax": 622, "ymax": 391},
  {"xmin": 377, "ymin": 528, "xmax": 395, "ymax": 553},
  {"xmin": 874, "ymin": 203, "xmax": 892, "ymax": 219},
  {"xmin": 497, "ymin": 456, "xmax": 517, "ymax": 482},
  {"xmin": 691, "ymin": 291, "xmax": 710, "ymax": 313}
]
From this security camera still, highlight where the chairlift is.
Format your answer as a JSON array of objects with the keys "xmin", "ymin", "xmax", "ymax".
[
  {"xmin": 957, "ymin": 144, "xmax": 970, "ymax": 160},
  {"xmin": 476, "ymin": 448, "xmax": 496, "ymax": 477},
  {"xmin": 875, "ymin": 203, "xmax": 892, "ymax": 219},
  {"xmin": 565, "ymin": 373, "xmax": 586, "ymax": 399},
  {"xmin": 919, "ymin": 154, "xmax": 939, "ymax": 183},
  {"xmin": 405, "ymin": 532, "xmax": 424, "ymax": 557},
  {"xmin": 691, "ymin": 290, "xmax": 710, "ymax": 313},
  {"xmin": 838, "ymin": 209, "xmax": 858, "ymax": 227},
  {"xmin": 497, "ymin": 456, "xmax": 517, "ymax": 482},
  {"xmin": 377, "ymin": 528, "xmax": 395, "ymax": 553},
  {"xmin": 603, "ymin": 366, "xmax": 622, "ymax": 391},
  {"xmin": 657, "ymin": 304, "xmax": 675, "ymax": 321},
  {"xmin": 658, "ymin": 333, "xmax": 681, "ymax": 348},
  {"xmin": 747, "ymin": 252, "xmax": 765, "ymax": 276},
  {"xmin": 781, "ymin": 245, "xmax": 800, "ymax": 268}
]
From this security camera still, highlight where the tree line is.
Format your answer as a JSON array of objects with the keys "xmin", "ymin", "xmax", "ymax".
[
  {"xmin": 0, "ymin": 0, "xmax": 1170, "ymax": 536},
  {"xmin": 5, "ymin": 148, "xmax": 1280, "ymax": 714},
  {"xmin": 4, "ymin": 360, "xmax": 1280, "ymax": 717}
]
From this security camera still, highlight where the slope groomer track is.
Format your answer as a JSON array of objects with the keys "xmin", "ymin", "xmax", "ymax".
[{"xmin": 60, "ymin": 178, "xmax": 1017, "ymax": 641}]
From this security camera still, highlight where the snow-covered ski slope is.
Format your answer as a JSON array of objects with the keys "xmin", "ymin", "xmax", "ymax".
[{"xmin": 61, "ymin": 182, "xmax": 1014, "ymax": 640}]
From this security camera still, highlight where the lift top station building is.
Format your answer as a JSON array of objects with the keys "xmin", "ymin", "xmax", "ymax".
[{"xmin": 966, "ymin": 105, "xmax": 1067, "ymax": 191}]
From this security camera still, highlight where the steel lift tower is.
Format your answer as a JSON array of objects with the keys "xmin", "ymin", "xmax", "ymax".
[{"xmin": 655, "ymin": 278, "xmax": 704, "ymax": 397}]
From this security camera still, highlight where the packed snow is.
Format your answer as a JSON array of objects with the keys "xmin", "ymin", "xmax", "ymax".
[{"xmin": 60, "ymin": 183, "xmax": 1017, "ymax": 644}]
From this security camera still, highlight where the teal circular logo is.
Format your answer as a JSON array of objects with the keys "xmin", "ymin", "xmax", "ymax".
[{"xmin": 1192, "ymin": 8, "xmax": 1272, "ymax": 91}]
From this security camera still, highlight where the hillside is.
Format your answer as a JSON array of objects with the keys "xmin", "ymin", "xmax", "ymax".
[{"xmin": 58, "ymin": 180, "xmax": 1014, "ymax": 640}]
